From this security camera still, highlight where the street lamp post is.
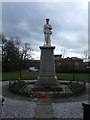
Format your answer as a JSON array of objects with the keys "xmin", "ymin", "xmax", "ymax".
[
  {"xmin": 19, "ymin": 54, "xmax": 23, "ymax": 80},
  {"xmin": 73, "ymin": 63, "xmax": 75, "ymax": 81},
  {"xmin": 19, "ymin": 59, "xmax": 21, "ymax": 80},
  {"xmin": 16, "ymin": 38, "xmax": 22, "ymax": 80}
]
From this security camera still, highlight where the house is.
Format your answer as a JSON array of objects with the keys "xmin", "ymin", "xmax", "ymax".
[{"xmin": 25, "ymin": 56, "xmax": 84, "ymax": 72}]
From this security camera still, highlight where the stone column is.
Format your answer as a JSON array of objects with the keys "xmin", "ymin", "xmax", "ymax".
[{"xmin": 37, "ymin": 46, "xmax": 60, "ymax": 88}]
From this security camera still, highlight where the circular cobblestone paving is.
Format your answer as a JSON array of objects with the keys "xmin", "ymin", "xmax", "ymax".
[{"xmin": 1, "ymin": 81, "xmax": 89, "ymax": 119}]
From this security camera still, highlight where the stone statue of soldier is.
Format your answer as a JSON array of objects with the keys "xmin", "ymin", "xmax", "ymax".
[{"xmin": 43, "ymin": 18, "xmax": 52, "ymax": 46}]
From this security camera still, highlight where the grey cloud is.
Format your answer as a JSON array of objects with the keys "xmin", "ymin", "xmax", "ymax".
[{"xmin": 2, "ymin": 2, "xmax": 88, "ymax": 58}]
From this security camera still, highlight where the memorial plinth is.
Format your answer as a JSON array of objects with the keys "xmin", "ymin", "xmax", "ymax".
[{"xmin": 36, "ymin": 46, "xmax": 61, "ymax": 88}]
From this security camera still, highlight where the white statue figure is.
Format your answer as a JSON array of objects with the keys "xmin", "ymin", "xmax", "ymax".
[{"xmin": 43, "ymin": 18, "xmax": 52, "ymax": 46}]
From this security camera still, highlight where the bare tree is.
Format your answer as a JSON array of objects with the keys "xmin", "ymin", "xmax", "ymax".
[
  {"xmin": 81, "ymin": 50, "xmax": 88, "ymax": 62},
  {"xmin": 14, "ymin": 36, "xmax": 22, "ymax": 59},
  {"xmin": 61, "ymin": 49, "xmax": 67, "ymax": 58},
  {"xmin": 22, "ymin": 42, "xmax": 32, "ymax": 60},
  {"xmin": 15, "ymin": 37, "xmax": 32, "ymax": 60}
]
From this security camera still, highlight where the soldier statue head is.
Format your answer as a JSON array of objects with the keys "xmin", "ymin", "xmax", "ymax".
[{"xmin": 46, "ymin": 18, "xmax": 49, "ymax": 24}]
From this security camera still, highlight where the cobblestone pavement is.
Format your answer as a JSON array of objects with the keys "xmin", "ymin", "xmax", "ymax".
[
  {"xmin": 52, "ymin": 100, "xmax": 88, "ymax": 118},
  {"xmin": 1, "ymin": 98, "xmax": 87, "ymax": 119},
  {"xmin": 1, "ymin": 98, "xmax": 36, "ymax": 118}
]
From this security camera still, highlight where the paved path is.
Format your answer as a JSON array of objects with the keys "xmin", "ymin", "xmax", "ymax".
[{"xmin": 35, "ymin": 94, "xmax": 53, "ymax": 119}]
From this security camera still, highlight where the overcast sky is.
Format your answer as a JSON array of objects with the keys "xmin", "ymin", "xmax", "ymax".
[{"xmin": 2, "ymin": 2, "xmax": 88, "ymax": 59}]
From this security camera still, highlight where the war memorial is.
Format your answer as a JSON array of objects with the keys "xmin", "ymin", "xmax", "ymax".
[{"xmin": 34, "ymin": 18, "xmax": 62, "ymax": 91}]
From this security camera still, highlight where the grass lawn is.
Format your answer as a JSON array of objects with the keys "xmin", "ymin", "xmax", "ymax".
[
  {"xmin": 2, "ymin": 70, "xmax": 89, "ymax": 82},
  {"xmin": 57, "ymin": 73, "xmax": 89, "ymax": 82},
  {"xmin": 2, "ymin": 70, "xmax": 38, "ymax": 81}
]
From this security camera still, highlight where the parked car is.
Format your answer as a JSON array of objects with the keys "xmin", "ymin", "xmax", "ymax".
[
  {"xmin": 28, "ymin": 67, "xmax": 38, "ymax": 72},
  {"xmin": 0, "ymin": 96, "xmax": 5, "ymax": 106}
]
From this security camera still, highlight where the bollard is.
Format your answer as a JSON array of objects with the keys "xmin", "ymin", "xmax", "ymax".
[{"xmin": 82, "ymin": 103, "xmax": 90, "ymax": 120}]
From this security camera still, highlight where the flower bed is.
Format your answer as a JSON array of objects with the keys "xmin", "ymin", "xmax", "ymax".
[
  {"xmin": 69, "ymin": 82, "xmax": 86, "ymax": 94},
  {"xmin": 9, "ymin": 80, "xmax": 26, "ymax": 94}
]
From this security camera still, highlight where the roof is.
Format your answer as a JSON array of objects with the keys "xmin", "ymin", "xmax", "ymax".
[{"xmin": 71, "ymin": 57, "xmax": 83, "ymax": 61}]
